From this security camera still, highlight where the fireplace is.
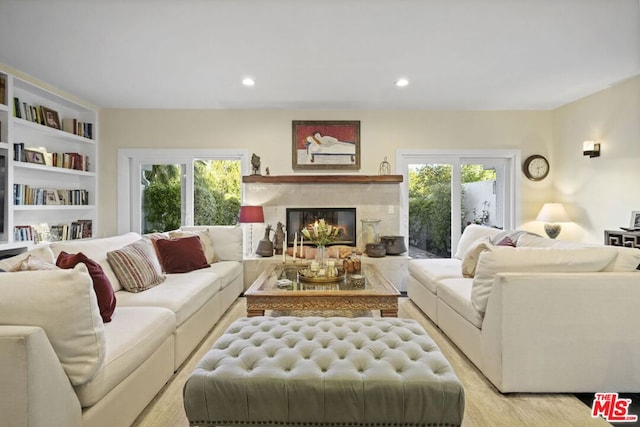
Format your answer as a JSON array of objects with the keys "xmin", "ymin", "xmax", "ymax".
[{"xmin": 286, "ymin": 208, "xmax": 356, "ymax": 247}]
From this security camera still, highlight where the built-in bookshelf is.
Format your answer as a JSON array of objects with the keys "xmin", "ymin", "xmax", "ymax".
[{"xmin": 0, "ymin": 70, "xmax": 98, "ymax": 252}]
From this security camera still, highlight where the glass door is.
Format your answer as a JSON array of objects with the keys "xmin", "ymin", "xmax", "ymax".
[{"xmin": 401, "ymin": 150, "xmax": 519, "ymax": 259}]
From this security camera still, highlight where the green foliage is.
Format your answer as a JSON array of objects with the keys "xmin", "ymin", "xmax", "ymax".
[
  {"xmin": 143, "ymin": 169, "xmax": 181, "ymax": 233},
  {"xmin": 409, "ymin": 163, "xmax": 494, "ymax": 257},
  {"xmin": 462, "ymin": 164, "xmax": 496, "ymax": 183},
  {"xmin": 193, "ymin": 160, "xmax": 241, "ymax": 226},
  {"xmin": 142, "ymin": 161, "xmax": 241, "ymax": 233}
]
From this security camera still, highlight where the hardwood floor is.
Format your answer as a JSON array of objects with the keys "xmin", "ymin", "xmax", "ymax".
[{"xmin": 132, "ymin": 297, "xmax": 611, "ymax": 427}]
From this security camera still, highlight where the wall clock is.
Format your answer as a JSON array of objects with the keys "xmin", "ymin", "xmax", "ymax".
[{"xmin": 523, "ymin": 155, "xmax": 549, "ymax": 181}]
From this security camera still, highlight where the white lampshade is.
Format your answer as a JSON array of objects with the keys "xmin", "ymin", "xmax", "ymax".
[{"xmin": 536, "ymin": 203, "xmax": 570, "ymax": 223}]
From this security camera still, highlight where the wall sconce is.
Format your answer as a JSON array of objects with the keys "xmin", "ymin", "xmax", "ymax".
[{"xmin": 583, "ymin": 140, "xmax": 600, "ymax": 158}]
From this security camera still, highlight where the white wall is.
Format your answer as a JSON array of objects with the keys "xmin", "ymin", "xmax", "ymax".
[
  {"xmin": 99, "ymin": 109, "xmax": 553, "ymax": 237},
  {"xmin": 551, "ymin": 75, "xmax": 640, "ymax": 243}
]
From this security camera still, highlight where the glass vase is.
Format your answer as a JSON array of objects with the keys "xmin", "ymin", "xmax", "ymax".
[{"xmin": 316, "ymin": 245, "xmax": 327, "ymax": 267}]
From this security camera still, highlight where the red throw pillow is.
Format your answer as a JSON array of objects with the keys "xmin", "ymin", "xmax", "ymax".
[
  {"xmin": 56, "ymin": 251, "xmax": 117, "ymax": 323},
  {"xmin": 154, "ymin": 236, "xmax": 209, "ymax": 274}
]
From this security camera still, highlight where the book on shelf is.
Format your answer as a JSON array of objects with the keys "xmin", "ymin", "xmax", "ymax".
[
  {"xmin": 15, "ymin": 220, "xmax": 92, "ymax": 243},
  {"xmin": 13, "ymin": 97, "xmax": 21, "ymax": 119},
  {"xmin": 0, "ymin": 75, "xmax": 6, "ymax": 105},
  {"xmin": 14, "ymin": 183, "xmax": 89, "ymax": 206},
  {"xmin": 14, "ymin": 145, "xmax": 90, "ymax": 172},
  {"xmin": 14, "ymin": 225, "xmax": 35, "ymax": 242},
  {"xmin": 13, "ymin": 142, "xmax": 24, "ymax": 161},
  {"xmin": 62, "ymin": 118, "xmax": 93, "ymax": 140}
]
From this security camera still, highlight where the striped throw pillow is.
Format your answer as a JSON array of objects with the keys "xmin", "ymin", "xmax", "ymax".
[{"xmin": 107, "ymin": 239, "xmax": 165, "ymax": 293}]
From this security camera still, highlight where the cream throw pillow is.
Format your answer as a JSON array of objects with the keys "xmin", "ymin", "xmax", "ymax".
[
  {"xmin": 461, "ymin": 237, "xmax": 492, "ymax": 278},
  {"xmin": 454, "ymin": 224, "xmax": 502, "ymax": 259},
  {"xmin": 0, "ymin": 264, "xmax": 106, "ymax": 386},
  {"xmin": 168, "ymin": 230, "xmax": 217, "ymax": 263},
  {"xmin": 0, "ymin": 246, "xmax": 56, "ymax": 271}
]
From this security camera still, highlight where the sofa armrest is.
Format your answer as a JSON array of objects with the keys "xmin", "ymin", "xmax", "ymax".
[
  {"xmin": 0, "ymin": 326, "xmax": 81, "ymax": 427},
  {"xmin": 481, "ymin": 272, "xmax": 640, "ymax": 392}
]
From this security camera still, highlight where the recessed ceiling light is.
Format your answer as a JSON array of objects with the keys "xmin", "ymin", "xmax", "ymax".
[
  {"xmin": 242, "ymin": 77, "xmax": 255, "ymax": 87},
  {"xmin": 395, "ymin": 78, "xmax": 409, "ymax": 87}
]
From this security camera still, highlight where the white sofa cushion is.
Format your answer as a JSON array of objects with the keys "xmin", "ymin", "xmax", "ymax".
[
  {"xmin": 192, "ymin": 261, "xmax": 243, "ymax": 289},
  {"xmin": 453, "ymin": 224, "xmax": 502, "ymax": 259},
  {"xmin": 181, "ymin": 225, "xmax": 243, "ymax": 262},
  {"xmin": 74, "ymin": 306, "xmax": 175, "ymax": 407},
  {"xmin": 408, "ymin": 258, "xmax": 462, "ymax": 294},
  {"xmin": 0, "ymin": 264, "xmax": 106, "ymax": 386},
  {"xmin": 51, "ymin": 232, "xmax": 142, "ymax": 292},
  {"xmin": 437, "ymin": 278, "xmax": 484, "ymax": 328},
  {"xmin": 471, "ymin": 245, "xmax": 619, "ymax": 313},
  {"xmin": 602, "ymin": 246, "xmax": 640, "ymax": 272},
  {"xmin": 0, "ymin": 246, "xmax": 56, "ymax": 271},
  {"xmin": 114, "ymin": 272, "xmax": 221, "ymax": 326}
]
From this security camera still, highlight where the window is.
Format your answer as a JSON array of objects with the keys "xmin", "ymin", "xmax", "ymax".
[
  {"xmin": 117, "ymin": 149, "xmax": 248, "ymax": 234},
  {"xmin": 398, "ymin": 150, "xmax": 520, "ymax": 258}
]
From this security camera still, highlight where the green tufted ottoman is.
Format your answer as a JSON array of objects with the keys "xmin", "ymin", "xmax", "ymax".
[{"xmin": 183, "ymin": 317, "xmax": 465, "ymax": 427}]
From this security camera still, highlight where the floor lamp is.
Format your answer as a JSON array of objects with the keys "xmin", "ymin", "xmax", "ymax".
[{"xmin": 239, "ymin": 205, "xmax": 264, "ymax": 256}]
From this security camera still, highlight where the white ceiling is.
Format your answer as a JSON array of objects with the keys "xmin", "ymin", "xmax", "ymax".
[{"xmin": 1, "ymin": 0, "xmax": 638, "ymax": 110}]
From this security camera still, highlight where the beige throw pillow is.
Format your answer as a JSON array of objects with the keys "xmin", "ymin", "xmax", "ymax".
[
  {"xmin": 11, "ymin": 254, "xmax": 60, "ymax": 271},
  {"xmin": 0, "ymin": 264, "xmax": 106, "ymax": 386},
  {"xmin": 0, "ymin": 246, "xmax": 56, "ymax": 271},
  {"xmin": 461, "ymin": 237, "xmax": 492, "ymax": 278},
  {"xmin": 107, "ymin": 239, "xmax": 165, "ymax": 293}
]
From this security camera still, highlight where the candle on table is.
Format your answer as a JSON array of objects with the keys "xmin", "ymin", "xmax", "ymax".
[
  {"xmin": 293, "ymin": 232, "xmax": 297, "ymax": 261},
  {"xmin": 300, "ymin": 235, "xmax": 304, "ymax": 258}
]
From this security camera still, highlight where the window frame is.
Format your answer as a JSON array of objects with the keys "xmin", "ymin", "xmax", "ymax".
[{"xmin": 117, "ymin": 148, "xmax": 249, "ymax": 234}]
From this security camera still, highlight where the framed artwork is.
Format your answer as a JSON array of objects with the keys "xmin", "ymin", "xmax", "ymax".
[
  {"xmin": 40, "ymin": 106, "xmax": 61, "ymax": 129},
  {"xmin": 45, "ymin": 189, "xmax": 60, "ymax": 205},
  {"xmin": 24, "ymin": 149, "xmax": 46, "ymax": 165},
  {"xmin": 292, "ymin": 120, "xmax": 360, "ymax": 170},
  {"xmin": 630, "ymin": 211, "xmax": 640, "ymax": 229}
]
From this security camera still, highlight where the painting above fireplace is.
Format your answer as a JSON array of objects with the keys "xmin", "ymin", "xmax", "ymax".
[{"xmin": 286, "ymin": 207, "xmax": 356, "ymax": 247}]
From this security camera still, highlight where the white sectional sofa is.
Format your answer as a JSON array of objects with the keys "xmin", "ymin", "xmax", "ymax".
[
  {"xmin": 0, "ymin": 225, "xmax": 243, "ymax": 427},
  {"xmin": 408, "ymin": 225, "xmax": 640, "ymax": 393}
]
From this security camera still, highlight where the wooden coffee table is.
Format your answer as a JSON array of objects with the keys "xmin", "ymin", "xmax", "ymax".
[{"xmin": 245, "ymin": 263, "xmax": 400, "ymax": 317}]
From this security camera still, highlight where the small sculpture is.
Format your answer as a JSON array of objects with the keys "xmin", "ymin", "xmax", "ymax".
[
  {"xmin": 273, "ymin": 222, "xmax": 285, "ymax": 255},
  {"xmin": 251, "ymin": 153, "xmax": 261, "ymax": 175},
  {"xmin": 265, "ymin": 167, "xmax": 270, "ymax": 176},
  {"xmin": 255, "ymin": 224, "xmax": 274, "ymax": 257}
]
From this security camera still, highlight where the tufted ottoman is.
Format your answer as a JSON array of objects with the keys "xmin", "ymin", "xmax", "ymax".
[{"xmin": 183, "ymin": 317, "xmax": 465, "ymax": 426}]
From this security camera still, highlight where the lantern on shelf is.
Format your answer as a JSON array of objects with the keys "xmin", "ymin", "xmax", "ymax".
[{"xmin": 379, "ymin": 156, "xmax": 391, "ymax": 175}]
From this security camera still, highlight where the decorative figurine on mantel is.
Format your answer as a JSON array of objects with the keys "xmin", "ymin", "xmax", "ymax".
[
  {"xmin": 251, "ymin": 153, "xmax": 261, "ymax": 175},
  {"xmin": 255, "ymin": 224, "xmax": 274, "ymax": 257},
  {"xmin": 273, "ymin": 222, "xmax": 285, "ymax": 255}
]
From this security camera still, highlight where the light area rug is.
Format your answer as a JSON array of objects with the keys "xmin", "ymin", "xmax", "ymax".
[{"xmin": 132, "ymin": 297, "xmax": 611, "ymax": 427}]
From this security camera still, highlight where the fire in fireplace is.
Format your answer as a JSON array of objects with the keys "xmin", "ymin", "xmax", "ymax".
[{"xmin": 286, "ymin": 208, "xmax": 356, "ymax": 247}]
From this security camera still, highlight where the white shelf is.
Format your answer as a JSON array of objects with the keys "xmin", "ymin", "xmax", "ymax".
[
  {"xmin": 13, "ymin": 161, "xmax": 95, "ymax": 177},
  {"xmin": 13, "ymin": 118, "xmax": 96, "ymax": 145},
  {"xmin": 13, "ymin": 204, "xmax": 95, "ymax": 211},
  {"xmin": 1, "ymin": 71, "xmax": 98, "ymax": 253}
]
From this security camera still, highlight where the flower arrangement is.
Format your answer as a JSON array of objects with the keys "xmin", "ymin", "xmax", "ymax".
[{"xmin": 301, "ymin": 219, "xmax": 340, "ymax": 247}]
